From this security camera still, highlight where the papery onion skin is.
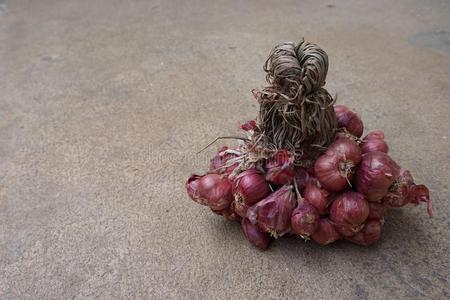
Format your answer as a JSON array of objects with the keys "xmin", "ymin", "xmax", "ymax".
[
  {"xmin": 294, "ymin": 167, "xmax": 314, "ymax": 191},
  {"xmin": 361, "ymin": 131, "xmax": 389, "ymax": 154},
  {"xmin": 334, "ymin": 105, "xmax": 364, "ymax": 138},
  {"xmin": 291, "ymin": 204, "xmax": 320, "ymax": 237},
  {"xmin": 330, "ymin": 191, "xmax": 370, "ymax": 233},
  {"xmin": 355, "ymin": 151, "xmax": 400, "ymax": 202},
  {"xmin": 242, "ymin": 218, "xmax": 271, "ymax": 250},
  {"xmin": 315, "ymin": 138, "xmax": 361, "ymax": 192},
  {"xmin": 304, "ymin": 180, "xmax": 329, "ymax": 215},
  {"xmin": 314, "ymin": 153, "xmax": 352, "ymax": 192},
  {"xmin": 198, "ymin": 174, "xmax": 233, "ymax": 210},
  {"xmin": 346, "ymin": 220, "xmax": 383, "ymax": 246},
  {"xmin": 311, "ymin": 218, "xmax": 341, "ymax": 245},
  {"xmin": 326, "ymin": 138, "xmax": 362, "ymax": 165},
  {"xmin": 211, "ymin": 207, "xmax": 241, "ymax": 222},
  {"xmin": 368, "ymin": 202, "xmax": 387, "ymax": 220},
  {"xmin": 232, "ymin": 200, "xmax": 250, "ymax": 218},
  {"xmin": 186, "ymin": 174, "xmax": 208, "ymax": 205},
  {"xmin": 246, "ymin": 185, "xmax": 296, "ymax": 237},
  {"xmin": 209, "ymin": 146, "xmax": 239, "ymax": 175},
  {"xmin": 240, "ymin": 119, "xmax": 257, "ymax": 132},
  {"xmin": 383, "ymin": 170, "xmax": 432, "ymax": 217},
  {"xmin": 233, "ymin": 169, "xmax": 269, "ymax": 206},
  {"xmin": 365, "ymin": 130, "xmax": 385, "ymax": 140},
  {"xmin": 265, "ymin": 150, "xmax": 296, "ymax": 185},
  {"xmin": 361, "ymin": 138, "xmax": 389, "ymax": 154},
  {"xmin": 221, "ymin": 208, "xmax": 241, "ymax": 222}
]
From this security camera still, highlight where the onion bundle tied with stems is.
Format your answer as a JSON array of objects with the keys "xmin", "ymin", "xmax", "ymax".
[{"xmin": 185, "ymin": 39, "xmax": 432, "ymax": 250}]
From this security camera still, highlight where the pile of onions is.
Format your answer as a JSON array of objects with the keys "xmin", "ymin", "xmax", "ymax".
[{"xmin": 186, "ymin": 103, "xmax": 432, "ymax": 250}]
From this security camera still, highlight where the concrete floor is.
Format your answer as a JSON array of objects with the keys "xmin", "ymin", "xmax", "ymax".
[{"xmin": 1, "ymin": 0, "xmax": 449, "ymax": 299}]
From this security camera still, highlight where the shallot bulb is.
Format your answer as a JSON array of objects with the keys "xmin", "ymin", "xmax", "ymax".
[
  {"xmin": 330, "ymin": 191, "xmax": 370, "ymax": 237},
  {"xmin": 211, "ymin": 207, "xmax": 240, "ymax": 222},
  {"xmin": 198, "ymin": 173, "xmax": 233, "ymax": 210},
  {"xmin": 233, "ymin": 169, "xmax": 269, "ymax": 206},
  {"xmin": 232, "ymin": 200, "xmax": 250, "ymax": 218},
  {"xmin": 304, "ymin": 180, "xmax": 329, "ymax": 214},
  {"xmin": 246, "ymin": 185, "xmax": 296, "ymax": 237},
  {"xmin": 294, "ymin": 167, "xmax": 314, "ymax": 191},
  {"xmin": 326, "ymin": 138, "xmax": 362, "ymax": 161},
  {"xmin": 334, "ymin": 105, "xmax": 364, "ymax": 138},
  {"xmin": 186, "ymin": 174, "xmax": 208, "ymax": 205},
  {"xmin": 361, "ymin": 130, "xmax": 389, "ymax": 154},
  {"xmin": 265, "ymin": 150, "xmax": 295, "ymax": 185},
  {"xmin": 368, "ymin": 202, "xmax": 387, "ymax": 220},
  {"xmin": 209, "ymin": 146, "xmax": 239, "ymax": 175},
  {"xmin": 355, "ymin": 151, "xmax": 400, "ymax": 202},
  {"xmin": 346, "ymin": 220, "xmax": 383, "ymax": 246},
  {"xmin": 383, "ymin": 170, "xmax": 432, "ymax": 217},
  {"xmin": 242, "ymin": 218, "xmax": 271, "ymax": 250},
  {"xmin": 311, "ymin": 218, "xmax": 341, "ymax": 245},
  {"xmin": 291, "ymin": 204, "xmax": 320, "ymax": 237},
  {"xmin": 315, "ymin": 139, "xmax": 361, "ymax": 192}
]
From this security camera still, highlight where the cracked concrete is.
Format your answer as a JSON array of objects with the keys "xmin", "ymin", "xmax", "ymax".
[{"xmin": 1, "ymin": 0, "xmax": 449, "ymax": 299}]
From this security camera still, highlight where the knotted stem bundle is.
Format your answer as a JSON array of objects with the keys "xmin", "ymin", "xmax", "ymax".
[{"xmin": 254, "ymin": 39, "xmax": 337, "ymax": 164}]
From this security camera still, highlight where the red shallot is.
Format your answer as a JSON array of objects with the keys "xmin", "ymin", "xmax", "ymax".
[
  {"xmin": 233, "ymin": 169, "xmax": 269, "ymax": 206},
  {"xmin": 355, "ymin": 151, "xmax": 400, "ymax": 202},
  {"xmin": 311, "ymin": 218, "xmax": 341, "ymax": 245},
  {"xmin": 346, "ymin": 219, "xmax": 383, "ymax": 246},
  {"xmin": 198, "ymin": 173, "xmax": 233, "ymax": 210},
  {"xmin": 361, "ymin": 130, "xmax": 389, "ymax": 154},
  {"xmin": 330, "ymin": 191, "xmax": 369, "ymax": 237},
  {"xmin": 242, "ymin": 218, "xmax": 271, "ymax": 250},
  {"xmin": 186, "ymin": 174, "xmax": 208, "ymax": 205},
  {"xmin": 315, "ymin": 139, "xmax": 361, "ymax": 192},
  {"xmin": 368, "ymin": 202, "xmax": 387, "ymax": 220},
  {"xmin": 246, "ymin": 185, "xmax": 296, "ymax": 237},
  {"xmin": 291, "ymin": 204, "xmax": 320, "ymax": 237},
  {"xmin": 383, "ymin": 170, "xmax": 432, "ymax": 217},
  {"xmin": 334, "ymin": 105, "xmax": 364, "ymax": 138},
  {"xmin": 304, "ymin": 180, "xmax": 330, "ymax": 214},
  {"xmin": 232, "ymin": 200, "xmax": 250, "ymax": 218},
  {"xmin": 209, "ymin": 146, "xmax": 239, "ymax": 175}
]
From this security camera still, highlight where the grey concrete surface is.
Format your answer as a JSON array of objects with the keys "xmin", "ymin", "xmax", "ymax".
[{"xmin": 1, "ymin": 0, "xmax": 449, "ymax": 299}]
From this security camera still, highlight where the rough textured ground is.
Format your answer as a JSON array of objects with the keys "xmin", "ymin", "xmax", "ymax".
[{"xmin": 1, "ymin": 0, "xmax": 449, "ymax": 299}]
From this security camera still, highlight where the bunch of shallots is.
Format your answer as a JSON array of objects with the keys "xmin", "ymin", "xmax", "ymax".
[
  {"xmin": 185, "ymin": 40, "xmax": 431, "ymax": 250},
  {"xmin": 186, "ymin": 106, "xmax": 431, "ymax": 250}
]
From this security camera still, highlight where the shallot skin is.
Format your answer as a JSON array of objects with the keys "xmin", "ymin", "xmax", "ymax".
[
  {"xmin": 242, "ymin": 218, "xmax": 271, "ymax": 250},
  {"xmin": 326, "ymin": 138, "xmax": 362, "ymax": 165},
  {"xmin": 304, "ymin": 181, "xmax": 330, "ymax": 215},
  {"xmin": 291, "ymin": 204, "xmax": 320, "ymax": 237},
  {"xmin": 232, "ymin": 200, "xmax": 250, "ymax": 218},
  {"xmin": 361, "ymin": 131, "xmax": 389, "ymax": 154},
  {"xmin": 211, "ymin": 206, "xmax": 241, "ymax": 222},
  {"xmin": 246, "ymin": 185, "xmax": 296, "ymax": 237},
  {"xmin": 186, "ymin": 174, "xmax": 208, "ymax": 205},
  {"xmin": 198, "ymin": 174, "xmax": 233, "ymax": 210},
  {"xmin": 346, "ymin": 220, "xmax": 383, "ymax": 246},
  {"xmin": 368, "ymin": 202, "xmax": 387, "ymax": 220},
  {"xmin": 233, "ymin": 169, "xmax": 269, "ymax": 205},
  {"xmin": 355, "ymin": 151, "xmax": 400, "ymax": 202},
  {"xmin": 311, "ymin": 218, "xmax": 341, "ymax": 245},
  {"xmin": 209, "ymin": 146, "xmax": 238, "ymax": 175},
  {"xmin": 315, "ymin": 138, "xmax": 362, "ymax": 193},
  {"xmin": 383, "ymin": 169, "xmax": 432, "ymax": 217},
  {"xmin": 330, "ymin": 191, "xmax": 370, "ymax": 237},
  {"xmin": 334, "ymin": 105, "xmax": 364, "ymax": 138},
  {"xmin": 314, "ymin": 153, "xmax": 352, "ymax": 192}
]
